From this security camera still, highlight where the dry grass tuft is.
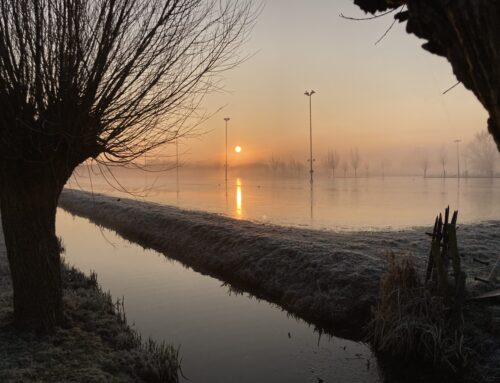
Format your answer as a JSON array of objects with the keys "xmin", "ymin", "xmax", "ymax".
[{"xmin": 368, "ymin": 253, "xmax": 468, "ymax": 373}]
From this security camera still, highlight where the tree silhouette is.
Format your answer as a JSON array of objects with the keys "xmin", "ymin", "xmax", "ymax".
[
  {"xmin": 381, "ymin": 159, "xmax": 387, "ymax": 178},
  {"xmin": 466, "ymin": 131, "xmax": 499, "ymax": 177},
  {"xmin": 419, "ymin": 151, "xmax": 429, "ymax": 178},
  {"xmin": 288, "ymin": 158, "xmax": 305, "ymax": 177},
  {"xmin": 350, "ymin": 148, "xmax": 361, "ymax": 178},
  {"xmin": 0, "ymin": 0, "xmax": 255, "ymax": 330},
  {"xmin": 267, "ymin": 156, "xmax": 286, "ymax": 175},
  {"xmin": 439, "ymin": 145, "xmax": 447, "ymax": 178},
  {"xmin": 342, "ymin": 161, "xmax": 349, "ymax": 178},
  {"xmin": 352, "ymin": 1, "xmax": 500, "ymax": 151},
  {"xmin": 326, "ymin": 150, "xmax": 340, "ymax": 178}
]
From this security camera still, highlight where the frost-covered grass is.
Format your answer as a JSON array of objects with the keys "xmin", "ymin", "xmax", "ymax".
[
  {"xmin": 369, "ymin": 254, "xmax": 467, "ymax": 376},
  {"xmin": 367, "ymin": 253, "xmax": 500, "ymax": 383},
  {"xmin": 0, "ymin": 222, "xmax": 180, "ymax": 383},
  {"xmin": 59, "ymin": 189, "xmax": 500, "ymax": 382},
  {"xmin": 60, "ymin": 190, "xmax": 499, "ymax": 335}
]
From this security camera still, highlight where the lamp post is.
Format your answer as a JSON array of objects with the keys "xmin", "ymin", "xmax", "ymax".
[
  {"xmin": 454, "ymin": 139, "xmax": 461, "ymax": 178},
  {"xmin": 224, "ymin": 117, "xmax": 230, "ymax": 182},
  {"xmin": 304, "ymin": 90, "xmax": 315, "ymax": 184}
]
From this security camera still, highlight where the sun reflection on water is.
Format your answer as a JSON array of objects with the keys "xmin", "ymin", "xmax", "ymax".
[{"xmin": 236, "ymin": 178, "xmax": 243, "ymax": 218}]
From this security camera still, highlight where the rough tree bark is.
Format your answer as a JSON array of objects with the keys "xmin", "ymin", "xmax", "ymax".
[
  {"xmin": 0, "ymin": 162, "xmax": 73, "ymax": 330},
  {"xmin": 353, "ymin": 0, "xmax": 500, "ymax": 149}
]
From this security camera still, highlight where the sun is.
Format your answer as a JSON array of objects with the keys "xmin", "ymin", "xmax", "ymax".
[{"xmin": 234, "ymin": 146, "xmax": 242, "ymax": 153}]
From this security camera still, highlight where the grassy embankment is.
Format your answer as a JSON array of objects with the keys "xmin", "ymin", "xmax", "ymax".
[
  {"xmin": 58, "ymin": 189, "xmax": 500, "ymax": 382},
  {"xmin": 0, "ymin": 226, "xmax": 180, "ymax": 383}
]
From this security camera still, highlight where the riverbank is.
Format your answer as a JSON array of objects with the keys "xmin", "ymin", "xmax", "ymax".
[
  {"xmin": 59, "ymin": 189, "xmax": 500, "ymax": 382},
  {"xmin": 0, "ymin": 220, "xmax": 180, "ymax": 382},
  {"xmin": 59, "ymin": 190, "xmax": 499, "ymax": 335}
]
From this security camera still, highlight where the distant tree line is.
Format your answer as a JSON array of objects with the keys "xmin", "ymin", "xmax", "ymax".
[
  {"xmin": 417, "ymin": 131, "xmax": 500, "ymax": 178},
  {"xmin": 266, "ymin": 156, "xmax": 305, "ymax": 177},
  {"xmin": 268, "ymin": 148, "xmax": 370, "ymax": 178}
]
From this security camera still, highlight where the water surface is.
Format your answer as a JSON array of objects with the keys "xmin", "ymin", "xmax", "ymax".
[
  {"xmin": 57, "ymin": 209, "xmax": 380, "ymax": 383},
  {"xmin": 69, "ymin": 168, "xmax": 500, "ymax": 230},
  {"xmin": 60, "ymin": 169, "xmax": 500, "ymax": 381}
]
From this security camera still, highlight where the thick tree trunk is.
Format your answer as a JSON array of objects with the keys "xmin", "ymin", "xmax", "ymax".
[
  {"xmin": 405, "ymin": 1, "xmax": 500, "ymax": 148},
  {"xmin": 354, "ymin": 0, "xmax": 500, "ymax": 149},
  {"xmin": 0, "ymin": 163, "xmax": 69, "ymax": 331}
]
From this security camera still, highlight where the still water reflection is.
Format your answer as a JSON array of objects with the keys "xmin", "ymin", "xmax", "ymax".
[
  {"xmin": 59, "ymin": 170, "xmax": 500, "ymax": 381},
  {"xmin": 68, "ymin": 169, "xmax": 500, "ymax": 230},
  {"xmin": 236, "ymin": 178, "xmax": 243, "ymax": 218},
  {"xmin": 57, "ymin": 210, "xmax": 380, "ymax": 383}
]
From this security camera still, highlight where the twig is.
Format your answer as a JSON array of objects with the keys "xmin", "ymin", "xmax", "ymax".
[
  {"xmin": 374, "ymin": 6, "xmax": 406, "ymax": 45},
  {"xmin": 443, "ymin": 81, "xmax": 461, "ymax": 95},
  {"xmin": 339, "ymin": 9, "xmax": 397, "ymax": 21},
  {"xmin": 375, "ymin": 18, "xmax": 398, "ymax": 45}
]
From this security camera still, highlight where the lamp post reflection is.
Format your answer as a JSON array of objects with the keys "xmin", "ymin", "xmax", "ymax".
[
  {"xmin": 310, "ymin": 183, "xmax": 314, "ymax": 221},
  {"xmin": 236, "ymin": 178, "xmax": 243, "ymax": 218},
  {"xmin": 224, "ymin": 117, "xmax": 230, "ymax": 198},
  {"xmin": 454, "ymin": 139, "xmax": 461, "ymax": 178},
  {"xmin": 304, "ymin": 90, "xmax": 315, "ymax": 185},
  {"xmin": 304, "ymin": 90, "xmax": 315, "ymax": 220}
]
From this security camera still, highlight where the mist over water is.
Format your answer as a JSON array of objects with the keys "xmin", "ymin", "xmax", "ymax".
[
  {"xmin": 59, "ymin": 165, "xmax": 500, "ymax": 382},
  {"xmin": 68, "ymin": 167, "xmax": 500, "ymax": 230}
]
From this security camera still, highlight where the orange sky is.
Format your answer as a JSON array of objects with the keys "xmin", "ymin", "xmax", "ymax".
[{"xmin": 160, "ymin": 0, "xmax": 488, "ymax": 170}]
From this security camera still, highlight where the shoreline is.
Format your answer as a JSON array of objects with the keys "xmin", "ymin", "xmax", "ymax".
[
  {"xmin": 60, "ymin": 189, "xmax": 387, "ymax": 339},
  {"xmin": 58, "ymin": 188, "xmax": 500, "ymax": 382},
  {"xmin": 58, "ymin": 189, "xmax": 500, "ymax": 340},
  {"xmin": 0, "ymin": 216, "xmax": 180, "ymax": 382}
]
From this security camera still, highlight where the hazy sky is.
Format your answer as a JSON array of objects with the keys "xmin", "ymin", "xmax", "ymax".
[{"xmin": 167, "ymin": 0, "xmax": 487, "ymax": 170}]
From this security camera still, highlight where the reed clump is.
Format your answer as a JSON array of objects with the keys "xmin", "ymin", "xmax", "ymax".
[
  {"xmin": 368, "ymin": 208, "xmax": 468, "ymax": 374},
  {"xmin": 368, "ymin": 254, "xmax": 467, "ymax": 372}
]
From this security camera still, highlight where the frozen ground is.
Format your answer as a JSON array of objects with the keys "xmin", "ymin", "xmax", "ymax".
[
  {"xmin": 0, "ymin": 218, "xmax": 179, "ymax": 382},
  {"xmin": 59, "ymin": 189, "xmax": 500, "ymax": 340}
]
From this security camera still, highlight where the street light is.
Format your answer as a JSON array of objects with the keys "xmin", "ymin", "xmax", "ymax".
[
  {"xmin": 304, "ymin": 90, "xmax": 316, "ymax": 184},
  {"xmin": 224, "ymin": 117, "xmax": 230, "ymax": 182},
  {"xmin": 454, "ymin": 139, "xmax": 461, "ymax": 178}
]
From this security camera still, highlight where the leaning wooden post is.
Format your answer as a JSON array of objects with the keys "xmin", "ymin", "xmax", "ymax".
[
  {"xmin": 434, "ymin": 214, "xmax": 448, "ymax": 296},
  {"xmin": 449, "ymin": 210, "xmax": 465, "ymax": 322},
  {"xmin": 425, "ymin": 216, "xmax": 439, "ymax": 283}
]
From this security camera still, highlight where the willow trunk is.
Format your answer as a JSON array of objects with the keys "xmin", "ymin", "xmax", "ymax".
[{"xmin": 0, "ymin": 163, "xmax": 69, "ymax": 331}]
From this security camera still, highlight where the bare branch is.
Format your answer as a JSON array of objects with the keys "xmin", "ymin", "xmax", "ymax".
[
  {"xmin": 339, "ymin": 8, "xmax": 397, "ymax": 21},
  {"xmin": 374, "ymin": 5, "xmax": 405, "ymax": 45},
  {"xmin": 0, "ymin": 0, "xmax": 259, "ymax": 167},
  {"xmin": 443, "ymin": 81, "xmax": 461, "ymax": 95}
]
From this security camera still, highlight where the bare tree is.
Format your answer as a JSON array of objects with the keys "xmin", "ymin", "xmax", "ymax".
[
  {"xmin": 350, "ymin": 148, "xmax": 361, "ymax": 177},
  {"xmin": 466, "ymin": 131, "xmax": 499, "ymax": 177},
  {"xmin": 342, "ymin": 161, "xmax": 349, "ymax": 178},
  {"xmin": 464, "ymin": 156, "xmax": 469, "ymax": 178},
  {"xmin": 439, "ymin": 145, "xmax": 448, "ymax": 178},
  {"xmin": 419, "ymin": 151, "xmax": 430, "ymax": 178},
  {"xmin": 267, "ymin": 156, "xmax": 286, "ymax": 175},
  {"xmin": 287, "ymin": 158, "xmax": 305, "ymax": 177},
  {"xmin": 326, "ymin": 150, "xmax": 340, "ymax": 178},
  {"xmin": 0, "ymin": 0, "xmax": 255, "ymax": 330},
  {"xmin": 381, "ymin": 159, "xmax": 386, "ymax": 179}
]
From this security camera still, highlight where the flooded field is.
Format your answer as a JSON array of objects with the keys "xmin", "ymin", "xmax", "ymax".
[
  {"xmin": 68, "ymin": 168, "xmax": 500, "ymax": 230},
  {"xmin": 56, "ymin": 168, "xmax": 500, "ymax": 382}
]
